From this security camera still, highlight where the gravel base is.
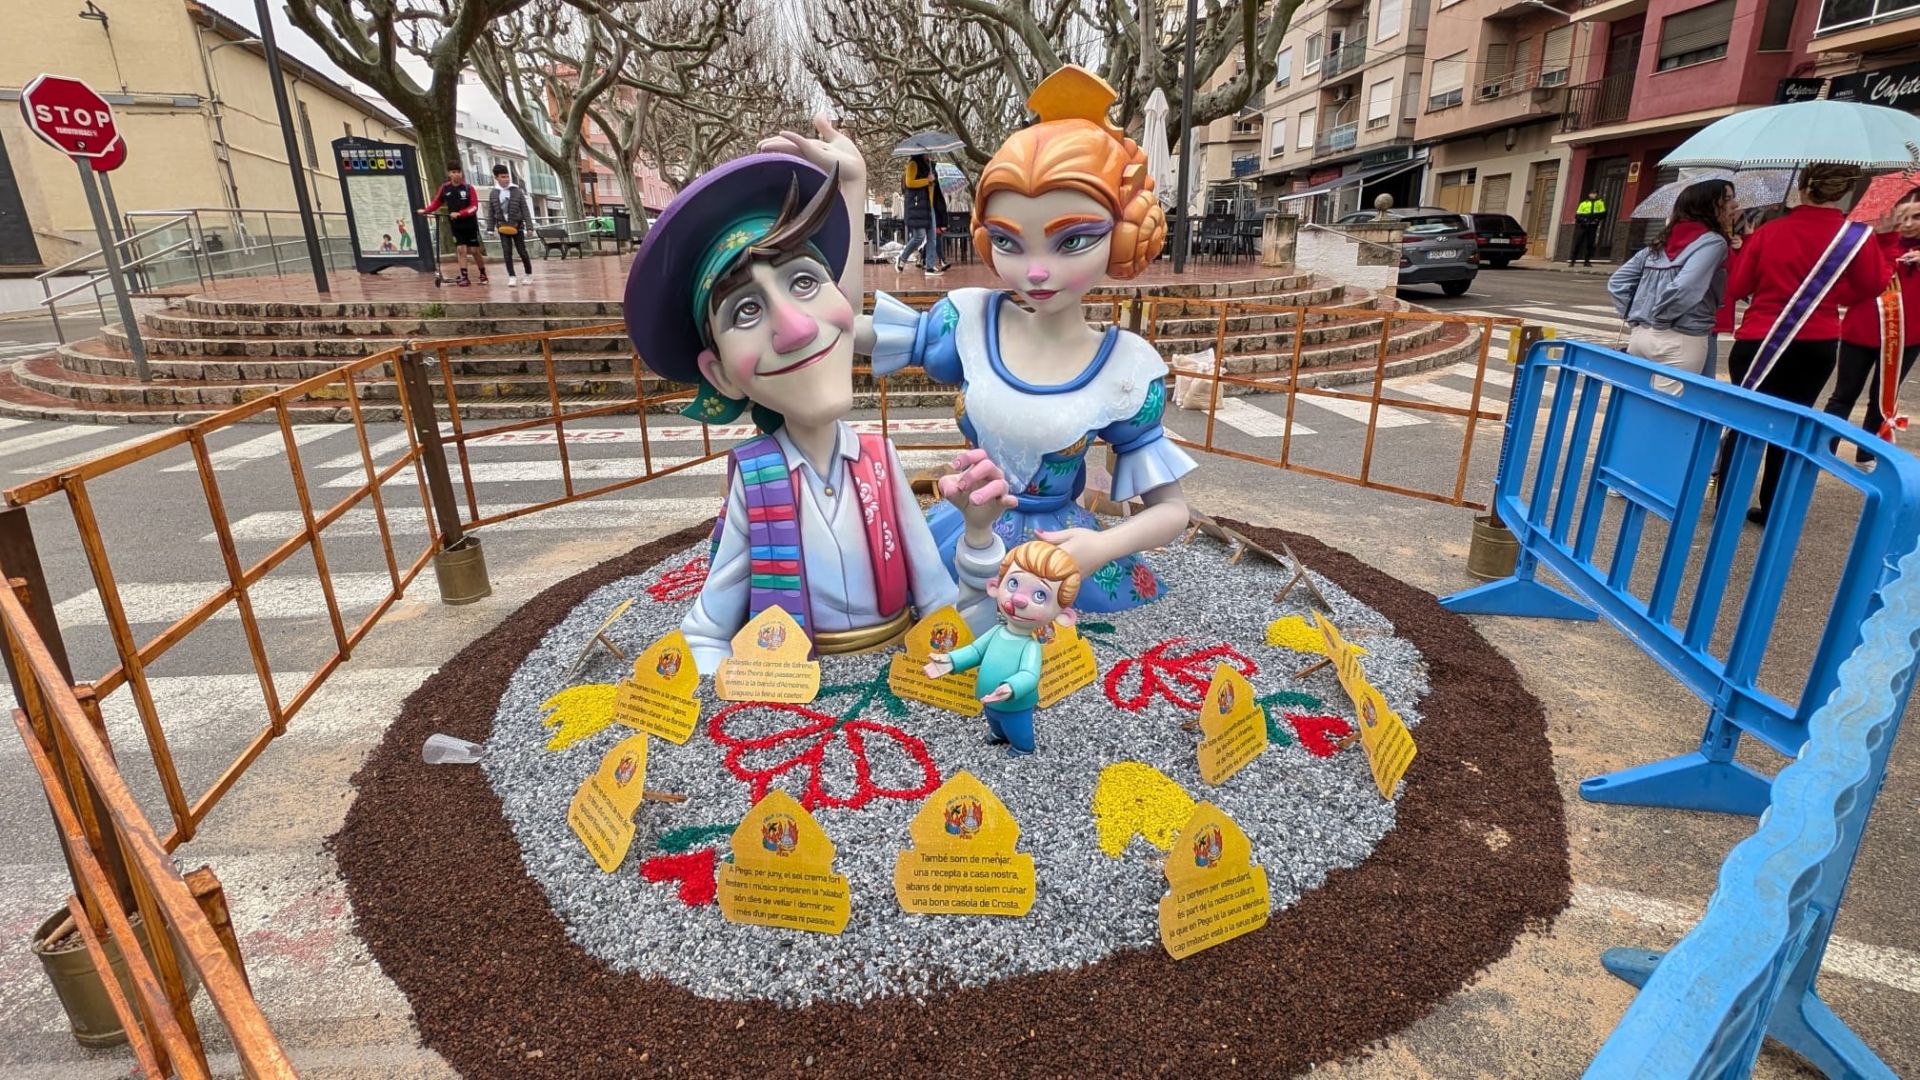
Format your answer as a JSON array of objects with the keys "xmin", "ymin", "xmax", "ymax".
[
  {"xmin": 334, "ymin": 520, "xmax": 1570, "ymax": 1079},
  {"xmin": 481, "ymin": 530, "xmax": 1428, "ymax": 1006}
]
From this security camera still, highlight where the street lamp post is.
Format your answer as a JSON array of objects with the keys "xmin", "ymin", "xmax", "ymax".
[
  {"xmin": 252, "ymin": 0, "xmax": 328, "ymax": 293},
  {"xmin": 1173, "ymin": 0, "xmax": 1200, "ymax": 273}
]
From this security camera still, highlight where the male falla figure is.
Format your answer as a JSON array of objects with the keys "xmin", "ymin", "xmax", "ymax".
[{"xmin": 625, "ymin": 119, "xmax": 1004, "ymax": 673}]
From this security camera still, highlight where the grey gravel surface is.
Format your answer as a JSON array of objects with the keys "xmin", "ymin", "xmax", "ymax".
[{"xmin": 483, "ymin": 534, "xmax": 1430, "ymax": 1006}]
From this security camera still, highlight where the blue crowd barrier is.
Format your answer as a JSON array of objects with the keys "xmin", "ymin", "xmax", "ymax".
[
  {"xmin": 1442, "ymin": 339, "xmax": 1920, "ymax": 816},
  {"xmin": 1584, "ymin": 541, "xmax": 1920, "ymax": 1079}
]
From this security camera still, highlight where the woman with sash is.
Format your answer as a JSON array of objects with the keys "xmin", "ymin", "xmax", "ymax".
[
  {"xmin": 1827, "ymin": 198, "xmax": 1920, "ymax": 463},
  {"xmin": 1720, "ymin": 163, "xmax": 1889, "ymax": 525}
]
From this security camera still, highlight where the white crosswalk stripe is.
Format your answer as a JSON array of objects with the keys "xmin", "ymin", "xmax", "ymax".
[
  {"xmin": 159, "ymin": 425, "xmax": 345, "ymax": 472},
  {"xmin": 0, "ymin": 417, "xmax": 28, "ymax": 432},
  {"xmin": 1208, "ymin": 397, "xmax": 1315, "ymax": 437},
  {"xmin": 0, "ymin": 424, "xmax": 115, "ymax": 460},
  {"xmin": 212, "ymin": 498, "xmax": 718, "ymax": 542},
  {"xmin": 319, "ymin": 448, "xmax": 957, "ymax": 489},
  {"xmin": 53, "ymin": 568, "xmax": 565, "ymax": 627},
  {"xmin": 18, "ymin": 429, "xmax": 185, "ymax": 473},
  {"xmin": 1395, "ymin": 380, "xmax": 1490, "ymax": 411},
  {"xmin": 460, "ymin": 417, "xmax": 957, "ymax": 447},
  {"xmin": 1290, "ymin": 393, "xmax": 1426, "ymax": 428},
  {"xmin": 0, "ymin": 341, "xmax": 56, "ymax": 358}
]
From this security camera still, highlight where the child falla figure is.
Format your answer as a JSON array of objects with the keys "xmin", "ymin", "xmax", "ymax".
[
  {"xmin": 924, "ymin": 540, "xmax": 1080, "ymax": 757},
  {"xmin": 625, "ymin": 119, "xmax": 1003, "ymax": 673},
  {"xmin": 870, "ymin": 66, "xmax": 1197, "ymax": 615}
]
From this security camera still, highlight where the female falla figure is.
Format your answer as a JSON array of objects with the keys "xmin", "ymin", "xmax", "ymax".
[{"xmin": 871, "ymin": 65, "xmax": 1197, "ymax": 612}]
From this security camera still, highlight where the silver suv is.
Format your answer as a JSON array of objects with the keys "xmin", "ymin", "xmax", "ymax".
[{"xmin": 1337, "ymin": 207, "xmax": 1479, "ymax": 298}]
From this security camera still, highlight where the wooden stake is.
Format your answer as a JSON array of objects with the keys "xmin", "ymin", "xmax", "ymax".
[
  {"xmin": 1294, "ymin": 657, "xmax": 1331, "ymax": 680},
  {"xmin": 564, "ymin": 597, "xmax": 636, "ymax": 680}
]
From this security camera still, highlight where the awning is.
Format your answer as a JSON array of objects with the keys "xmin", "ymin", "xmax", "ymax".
[{"xmin": 1277, "ymin": 157, "xmax": 1426, "ymax": 203}]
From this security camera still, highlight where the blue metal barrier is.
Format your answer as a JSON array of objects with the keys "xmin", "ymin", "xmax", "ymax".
[
  {"xmin": 1585, "ymin": 542, "xmax": 1920, "ymax": 1079},
  {"xmin": 1442, "ymin": 340, "xmax": 1920, "ymax": 816}
]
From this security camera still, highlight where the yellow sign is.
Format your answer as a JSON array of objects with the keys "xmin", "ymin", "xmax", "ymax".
[
  {"xmin": 566, "ymin": 731, "xmax": 651, "ymax": 873},
  {"xmin": 715, "ymin": 607, "xmax": 821, "ymax": 703},
  {"xmin": 1315, "ymin": 615, "xmax": 1418, "ymax": 799},
  {"xmin": 717, "ymin": 789, "xmax": 851, "ymax": 934},
  {"xmin": 887, "ymin": 605, "xmax": 982, "ymax": 716},
  {"xmin": 893, "ymin": 771, "xmax": 1036, "ymax": 916},
  {"xmin": 1194, "ymin": 663, "xmax": 1267, "ymax": 786},
  {"xmin": 1037, "ymin": 623, "xmax": 1098, "ymax": 708},
  {"xmin": 613, "ymin": 630, "xmax": 702, "ymax": 744},
  {"xmin": 1157, "ymin": 802, "xmax": 1271, "ymax": 960}
]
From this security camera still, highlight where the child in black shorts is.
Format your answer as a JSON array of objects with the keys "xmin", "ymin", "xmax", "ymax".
[{"xmin": 419, "ymin": 161, "xmax": 489, "ymax": 286}]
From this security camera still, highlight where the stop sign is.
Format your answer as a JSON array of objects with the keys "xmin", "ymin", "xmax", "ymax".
[
  {"xmin": 90, "ymin": 135, "xmax": 127, "ymax": 173},
  {"xmin": 19, "ymin": 74, "xmax": 118, "ymax": 159}
]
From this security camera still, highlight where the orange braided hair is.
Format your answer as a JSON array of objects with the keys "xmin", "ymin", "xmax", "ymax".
[{"xmin": 972, "ymin": 66, "xmax": 1166, "ymax": 279}]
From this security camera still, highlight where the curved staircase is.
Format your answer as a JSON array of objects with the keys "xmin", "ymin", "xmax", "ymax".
[{"xmin": 0, "ymin": 274, "xmax": 1485, "ymax": 425}]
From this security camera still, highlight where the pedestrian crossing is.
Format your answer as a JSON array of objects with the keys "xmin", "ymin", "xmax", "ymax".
[{"xmin": 0, "ymin": 341, "xmax": 56, "ymax": 359}]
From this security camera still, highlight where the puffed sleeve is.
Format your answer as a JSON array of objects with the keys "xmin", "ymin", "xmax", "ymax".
[
  {"xmin": 869, "ymin": 291, "xmax": 963, "ymax": 383},
  {"xmin": 1099, "ymin": 378, "xmax": 1198, "ymax": 502}
]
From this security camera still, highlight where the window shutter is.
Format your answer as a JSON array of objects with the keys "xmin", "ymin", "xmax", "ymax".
[
  {"xmin": 1480, "ymin": 173, "xmax": 1512, "ymax": 213},
  {"xmin": 1513, "ymin": 37, "xmax": 1533, "ymax": 75},
  {"xmin": 1485, "ymin": 42, "xmax": 1513, "ymax": 78},
  {"xmin": 1542, "ymin": 26, "xmax": 1574, "ymax": 75},
  {"xmin": 1298, "ymin": 109, "xmax": 1316, "ymax": 149},
  {"xmin": 1376, "ymin": 0, "xmax": 1403, "ymax": 41},
  {"xmin": 1660, "ymin": 0, "xmax": 1734, "ymax": 63},
  {"xmin": 1270, "ymin": 117, "xmax": 1287, "ymax": 154},
  {"xmin": 1276, "ymin": 47, "xmax": 1294, "ymax": 85},
  {"xmin": 1431, "ymin": 52, "xmax": 1468, "ymax": 94},
  {"xmin": 1368, "ymin": 78, "xmax": 1395, "ymax": 123}
]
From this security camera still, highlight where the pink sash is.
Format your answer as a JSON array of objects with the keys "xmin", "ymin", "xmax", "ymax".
[{"xmin": 851, "ymin": 433, "xmax": 909, "ymax": 616}]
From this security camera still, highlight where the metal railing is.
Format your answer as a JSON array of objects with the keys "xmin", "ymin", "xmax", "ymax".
[
  {"xmin": 36, "ymin": 214, "xmax": 200, "ymax": 343},
  {"xmin": 1317, "ymin": 121, "xmax": 1360, "ymax": 154},
  {"xmin": 1560, "ymin": 71, "xmax": 1634, "ymax": 133},
  {"xmin": 1322, "ymin": 38, "xmax": 1369, "ymax": 79}
]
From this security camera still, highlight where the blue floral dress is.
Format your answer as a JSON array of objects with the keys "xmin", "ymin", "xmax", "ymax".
[{"xmin": 872, "ymin": 287, "xmax": 1198, "ymax": 612}]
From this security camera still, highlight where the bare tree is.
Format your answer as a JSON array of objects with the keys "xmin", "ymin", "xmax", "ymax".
[
  {"xmin": 281, "ymin": 0, "xmax": 535, "ymax": 198},
  {"xmin": 805, "ymin": 0, "xmax": 1302, "ymax": 162},
  {"xmin": 470, "ymin": 0, "xmax": 625, "ymax": 221}
]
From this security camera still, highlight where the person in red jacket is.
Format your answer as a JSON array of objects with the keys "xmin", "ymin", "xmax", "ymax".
[
  {"xmin": 418, "ymin": 161, "xmax": 489, "ymax": 287},
  {"xmin": 1828, "ymin": 197, "xmax": 1920, "ymax": 461},
  {"xmin": 1720, "ymin": 163, "xmax": 1889, "ymax": 524}
]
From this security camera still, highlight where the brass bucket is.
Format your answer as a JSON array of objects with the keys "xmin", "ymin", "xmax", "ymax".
[
  {"xmin": 1466, "ymin": 514, "xmax": 1519, "ymax": 581},
  {"xmin": 30, "ymin": 911, "xmax": 198, "ymax": 1048},
  {"xmin": 433, "ymin": 536, "xmax": 492, "ymax": 605}
]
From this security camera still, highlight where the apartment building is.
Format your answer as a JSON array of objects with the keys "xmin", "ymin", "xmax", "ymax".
[
  {"xmin": 1412, "ymin": 0, "xmax": 1583, "ymax": 258},
  {"xmin": 1550, "ymin": 0, "xmax": 1816, "ymax": 262},
  {"xmin": 0, "ymin": 0, "xmax": 411, "ymax": 271},
  {"xmin": 1255, "ymin": 0, "xmax": 1433, "ymax": 223},
  {"xmin": 1805, "ymin": 1, "xmax": 1920, "ymax": 122}
]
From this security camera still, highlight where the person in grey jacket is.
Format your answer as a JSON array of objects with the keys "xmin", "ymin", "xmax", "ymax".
[
  {"xmin": 489, "ymin": 164, "xmax": 535, "ymax": 286},
  {"xmin": 1608, "ymin": 179, "xmax": 1736, "ymax": 385}
]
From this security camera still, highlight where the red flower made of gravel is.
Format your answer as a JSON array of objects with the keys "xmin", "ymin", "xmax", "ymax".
[
  {"xmin": 645, "ymin": 554, "xmax": 710, "ymax": 603},
  {"xmin": 1131, "ymin": 561, "xmax": 1159, "ymax": 600},
  {"xmin": 1287, "ymin": 712, "xmax": 1354, "ymax": 758},
  {"xmin": 708, "ymin": 701, "xmax": 941, "ymax": 811},
  {"xmin": 1103, "ymin": 638, "xmax": 1258, "ymax": 713},
  {"xmin": 640, "ymin": 848, "xmax": 718, "ymax": 906}
]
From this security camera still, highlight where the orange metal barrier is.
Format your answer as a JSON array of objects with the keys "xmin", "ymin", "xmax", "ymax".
[{"xmin": 1, "ymin": 292, "xmax": 1521, "ymax": 1074}]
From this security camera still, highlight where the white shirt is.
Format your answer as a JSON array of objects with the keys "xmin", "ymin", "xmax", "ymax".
[{"xmin": 682, "ymin": 422, "xmax": 997, "ymax": 673}]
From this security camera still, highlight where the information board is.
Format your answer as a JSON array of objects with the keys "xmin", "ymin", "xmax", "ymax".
[{"xmin": 331, "ymin": 137, "xmax": 433, "ymax": 274}]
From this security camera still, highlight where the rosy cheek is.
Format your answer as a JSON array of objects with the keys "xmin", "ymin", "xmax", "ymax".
[{"xmin": 818, "ymin": 291, "xmax": 855, "ymax": 332}]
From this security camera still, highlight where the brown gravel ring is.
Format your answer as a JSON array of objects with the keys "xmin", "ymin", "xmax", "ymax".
[{"xmin": 333, "ymin": 520, "xmax": 1570, "ymax": 1078}]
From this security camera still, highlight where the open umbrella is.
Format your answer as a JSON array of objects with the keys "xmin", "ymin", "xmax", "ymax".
[
  {"xmin": 892, "ymin": 131, "xmax": 965, "ymax": 156},
  {"xmin": 1849, "ymin": 172, "xmax": 1920, "ymax": 222},
  {"xmin": 1630, "ymin": 168, "xmax": 1795, "ymax": 220},
  {"xmin": 1143, "ymin": 88, "xmax": 1173, "ymax": 197},
  {"xmin": 934, "ymin": 162, "xmax": 969, "ymax": 196},
  {"xmin": 1662, "ymin": 100, "xmax": 1920, "ymax": 171}
]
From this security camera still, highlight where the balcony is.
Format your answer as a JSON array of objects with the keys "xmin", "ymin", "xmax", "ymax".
[
  {"xmin": 1414, "ymin": 67, "xmax": 1571, "ymax": 141},
  {"xmin": 1569, "ymin": 0, "xmax": 1649, "ymax": 22},
  {"xmin": 1316, "ymin": 121, "xmax": 1360, "ymax": 154},
  {"xmin": 1815, "ymin": 0, "xmax": 1920, "ymax": 47},
  {"xmin": 1322, "ymin": 39, "xmax": 1369, "ymax": 80},
  {"xmin": 1560, "ymin": 72, "xmax": 1634, "ymax": 134}
]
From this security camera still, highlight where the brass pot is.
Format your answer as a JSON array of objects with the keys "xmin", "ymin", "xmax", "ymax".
[
  {"xmin": 433, "ymin": 535, "xmax": 492, "ymax": 605},
  {"xmin": 30, "ymin": 910, "xmax": 197, "ymax": 1049},
  {"xmin": 1466, "ymin": 514, "xmax": 1520, "ymax": 581}
]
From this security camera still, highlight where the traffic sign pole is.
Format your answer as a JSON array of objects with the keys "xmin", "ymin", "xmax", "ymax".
[{"xmin": 76, "ymin": 159, "xmax": 148, "ymax": 381}]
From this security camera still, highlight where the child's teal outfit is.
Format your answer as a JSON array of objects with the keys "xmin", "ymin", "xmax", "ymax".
[{"xmin": 946, "ymin": 625, "xmax": 1045, "ymax": 754}]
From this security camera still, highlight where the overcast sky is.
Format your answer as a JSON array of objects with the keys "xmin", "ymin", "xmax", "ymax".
[{"xmin": 199, "ymin": 0, "xmax": 372, "ymax": 95}]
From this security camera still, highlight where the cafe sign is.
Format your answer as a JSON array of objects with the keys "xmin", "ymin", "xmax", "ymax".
[{"xmin": 1829, "ymin": 61, "xmax": 1920, "ymax": 112}]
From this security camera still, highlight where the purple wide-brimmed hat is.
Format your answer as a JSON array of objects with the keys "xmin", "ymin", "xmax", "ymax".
[{"xmin": 623, "ymin": 154, "xmax": 850, "ymax": 385}]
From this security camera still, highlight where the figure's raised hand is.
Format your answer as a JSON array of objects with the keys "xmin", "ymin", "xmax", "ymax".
[
  {"xmin": 924, "ymin": 653, "xmax": 954, "ymax": 679},
  {"xmin": 982, "ymin": 683, "xmax": 1014, "ymax": 704},
  {"xmin": 938, "ymin": 448, "xmax": 1016, "ymax": 533},
  {"xmin": 759, "ymin": 113, "xmax": 866, "ymax": 188}
]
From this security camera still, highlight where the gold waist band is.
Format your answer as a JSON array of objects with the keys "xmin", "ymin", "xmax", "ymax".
[{"xmin": 811, "ymin": 608, "xmax": 913, "ymax": 655}]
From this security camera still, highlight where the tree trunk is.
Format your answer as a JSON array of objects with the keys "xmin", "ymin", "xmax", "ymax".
[
  {"xmin": 612, "ymin": 161, "xmax": 647, "ymax": 234},
  {"xmin": 415, "ymin": 121, "xmax": 462, "ymax": 256},
  {"xmin": 557, "ymin": 159, "xmax": 587, "ymax": 222}
]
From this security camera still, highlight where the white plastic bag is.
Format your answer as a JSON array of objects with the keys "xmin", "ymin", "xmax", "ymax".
[{"xmin": 1172, "ymin": 348, "xmax": 1218, "ymax": 411}]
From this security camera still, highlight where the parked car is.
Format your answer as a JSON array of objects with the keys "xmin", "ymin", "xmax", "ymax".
[
  {"xmin": 1467, "ymin": 213, "xmax": 1528, "ymax": 268},
  {"xmin": 1338, "ymin": 207, "xmax": 1479, "ymax": 297}
]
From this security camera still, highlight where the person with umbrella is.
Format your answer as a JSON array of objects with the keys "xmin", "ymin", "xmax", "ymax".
[
  {"xmin": 1827, "ymin": 195, "xmax": 1920, "ymax": 461},
  {"xmin": 896, "ymin": 152, "xmax": 941, "ymax": 275},
  {"xmin": 1719, "ymin": 163, "xmax": 1889, "ymax": 525},
  {"xmin": 1608, "ymin": 178, "xmax": 1736, "ymax": 385}
]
